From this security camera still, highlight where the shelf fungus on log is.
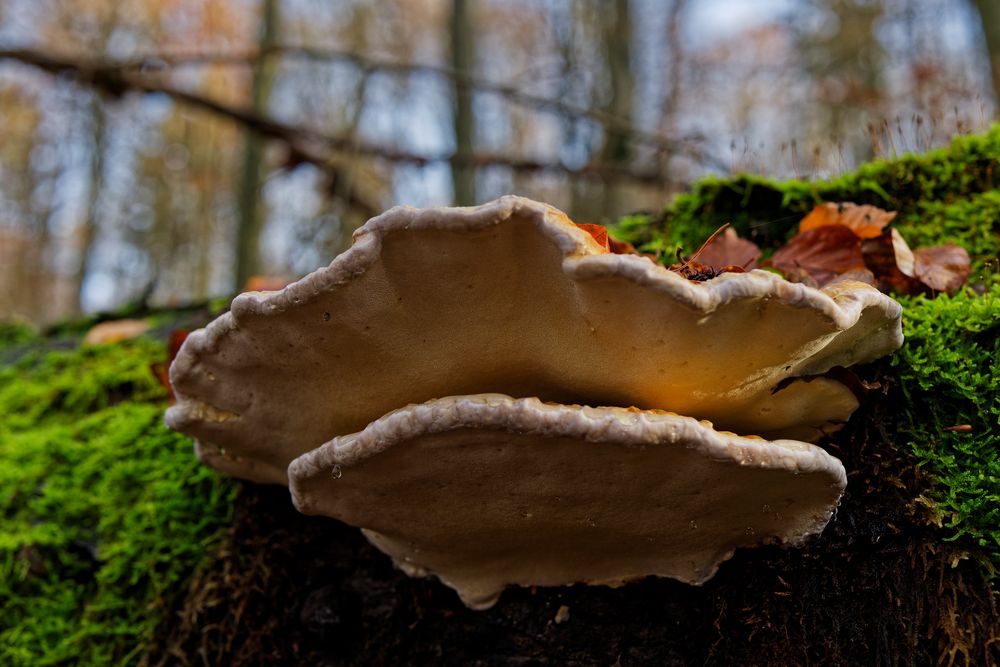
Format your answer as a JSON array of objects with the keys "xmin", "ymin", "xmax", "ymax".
[
  {"xmin": 165, "ymin": 195, "xmax": 903, "ymax": 606},
  {"xmin": 288, "ymin": 395, "xmax": 848, "ymax": 609}
]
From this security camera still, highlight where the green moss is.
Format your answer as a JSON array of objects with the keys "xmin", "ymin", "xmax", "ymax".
[
  {"xmin": 0, "ymin": 322, "xmax": 37, "ymax": 348},
  {"xmin": 891, "ymin": 281, "xmax": 1000, "ymax": 561},
  {"xmin": 0, "ymin": 339, "xmax": 234, "ymax": 666},
  {"xmin": 614, "ymin": 126, "xmax": 1000, "ymax": 264}
]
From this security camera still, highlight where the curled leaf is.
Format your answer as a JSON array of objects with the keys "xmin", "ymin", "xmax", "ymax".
[
  {"xmin": 608, "ymin": 236, "xmax": 639, "ymax": 255},
  {"xmin": 799, "ymin": 202, "xmax": 896, "ymax": 239},
  {"xmin": 576, "ymin": 223, "xmax": 611, "ymax": 251},
  {"xmin": 767, "ymin": 225, "xmax": 866, "ymax": 287},
  {"xmin": 862, "ymin": 229, "xmax": 924, "ymax": 294}
]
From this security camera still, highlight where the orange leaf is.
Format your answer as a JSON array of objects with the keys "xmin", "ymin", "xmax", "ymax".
[
  {"xmin": 575, "ymin": 223, "xmax": 611, "ymax": 252},
  {"xmin": 799, "ymin": 202, "xmax": 896, "ymax": 239},
  {"xmin": 244, "ymin": 275, "xmax": 293, "ymax": 292},
  {"xmin": 768, "ymin": 225, "xmax": 866, "ymax": 287}
]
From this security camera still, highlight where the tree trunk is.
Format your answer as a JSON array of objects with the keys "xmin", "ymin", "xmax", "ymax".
[
  {"xmin": 234, "ymin": 0, "xmax": 280, "ymax": 289},
  {"xmin": 74, "ymin": 94, "xmax": 108, "ymax": 315},
  {"xmin": 971, "ymin": 0, "xmax": 1000, "ymax": 117},
  {"xmin": 599, "ymin": 0, "xmax": 633, "ymax": 220},
  {"xmin": 450, "ymin": 0, "xmax": 476, "ymax": 206}
]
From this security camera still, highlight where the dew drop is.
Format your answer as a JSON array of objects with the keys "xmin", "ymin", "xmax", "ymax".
[
  {"xmin": 586, "ymin": 517, "xmax": 596, "ymax": 527},
  {"xmin": 521, "ymin": 512, "xmax": 533, "ymax": 519},
  {"xmin": 331, "ymin": 464, "xmax": 343, "ymax": 479},
  {"xmin": 689, "ymin": 520, "xmax": 698, "ymax": 530},
  {"xmin": 745, "ymin": 526, "xmax": 756, "ymax": 536},
  {"xmin": 761, "ymin": 504, "xmax": 772, "ymax": 513}
]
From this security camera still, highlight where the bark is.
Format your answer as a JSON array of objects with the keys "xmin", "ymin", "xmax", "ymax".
[{"xmin": 143, "ymin": 390, "xmax": 1000, "ymax": 666}]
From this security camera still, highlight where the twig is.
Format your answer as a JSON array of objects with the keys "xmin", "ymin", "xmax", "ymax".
[
  {"xmin": 0, "ymin": 48, "xmax": 673, "ymax": 185},
  {"xmin": 90, "ymin": 43, "xmax": 709, "ymax": 159}
]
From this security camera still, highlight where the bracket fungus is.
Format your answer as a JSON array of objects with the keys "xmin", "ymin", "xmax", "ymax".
[{"xmin": 166, "ymin": 196, "xmax": 903, "ymax": 607}]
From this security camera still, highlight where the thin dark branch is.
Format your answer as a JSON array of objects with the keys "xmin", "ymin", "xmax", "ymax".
[
  {"xmin": 0, "ymin": 48, "xmax": 675, "ymax": 185},
  {"xmin": 6, "ymin": 44, "xmax": 715, "ymax": 161}
]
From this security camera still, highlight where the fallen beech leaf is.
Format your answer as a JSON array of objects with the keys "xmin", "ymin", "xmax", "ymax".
[
  {"xmin": 913, "ymin": 244, "xmax": 971, "ymax": 294},
  {"xmin": 825, "ymin": 268, "xmax": 877, "ymax": 288},
  {"xmin": 244, "ymin": 275, "xmax": 293, "ymax": 292},
  {"xmin": 861, "ymin": 229, "xmax": 922, "ymax": 294},
  {"xmin": 767, "ymin": 225, "xmax": 865, "ymax": 287},
  {"xmin": 695, "ymin": 227, "xmax": 761, "ymax": 271},
  {"xmin": 83, "ymin": 319, "xmax": 151, "ymax": 346},
  {"xmin": 575, "ymin": 223, "xmax": 610, "ymax": 251},
  {"xmin": 607, "ymin": 236, "xmax": 639, "ymax": 255},
  {"xmin": 799, "ymin": 202, "xmax": 896, "ymax": 239},
  {"xmin": 669, "ymin": 225, "xmax": 752, "ymax": 281},
  {"xmin": 575, "ymin": 223, "xmax": 644, "ymax": 256},
  {"xmin": 151, "ymin": 328, "xmax": 190, "ymax": 403}
]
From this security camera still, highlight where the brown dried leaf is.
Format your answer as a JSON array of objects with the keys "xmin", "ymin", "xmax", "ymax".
[
  {"xmin": 913, "ymin": 244, "xmax": 971, "ymax": 294},
  {"xmin": 151, "ymin": 328, "xmax": 190, "ymax": 403},
  {"xmin": 244, "ymin": 275, "xmax": 293, "ymax": 292},
  {"xmin": 82, "ymin": 318, "xmax": 151, "ymax": 346},
  {"xmin": 767, "ymin": 225, "xmax": 865, "ymax": 287},
  {"xmin": 799, "ymin": 202, "xmax": 896, "ymax": 239},
  {"xmin": 695, "ymin": 227, "xmax": 761, "ymax": 271},
  {"xmin": 607, "ymin": 236, "xmax": 639, "ymax": 255},
  {"xmin": 862, "ymin": 229, "xmax": 922, "ymax": 294},
  {"xmin": 825, "ymin": 268, "xmax": 877, "ymax": 288}
]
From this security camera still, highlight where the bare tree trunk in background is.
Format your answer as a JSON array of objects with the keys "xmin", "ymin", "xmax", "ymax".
[
  {"xmin": 73, "ymin": 5, "xmax": 120, "ymax": 315},
  {"xmin": 235, "ymin": 0, "xmax": 280, "ymax": 289},
  {"xmin": 971, "ymin": 0, "xmax": 1000, "ymax": 117},
  {"xmin": 799, "ymin": 0, "xmax": 885, "ymax": 165},
  {"xmin": 73, "ymin": 94, "xmax": 108, "ymax": 315},
  {"xmin": 658, "ymin": 0, "xmax": 685, "ymax": 190},
  {"xmin": 195, "ymin": 121, "xmax": 220, "ymax": 300},
  {"xmin": 598, "ymin": 0, "xmax": 633, "ymax": 220},
  {"xmin": 450, "ymin": 0, "xmax": 476, "ymax": 206}
]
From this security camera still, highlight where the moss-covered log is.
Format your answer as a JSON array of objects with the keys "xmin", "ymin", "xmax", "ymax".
[{"xmin": 2, "ymin": 128, "xmax": 999, "ymax": 666}]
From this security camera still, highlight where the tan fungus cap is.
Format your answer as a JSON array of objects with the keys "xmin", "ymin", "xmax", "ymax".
[{"xmin": 166, "ymin": 196, "xmax": 902, "ymax": 485}]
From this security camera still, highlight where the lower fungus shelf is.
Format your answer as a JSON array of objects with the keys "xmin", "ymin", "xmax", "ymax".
[{"xmin": 288, "ymin": 394, "xmax": 847, "ymax": 609}]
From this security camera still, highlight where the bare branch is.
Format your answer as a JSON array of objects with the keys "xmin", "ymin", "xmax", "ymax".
[
  {"xmin": 6, "ymin": 43, "xmax": 714, "ymax": 161},
  {"xmin": 0, "ymin": 48, "xmax": 674, "ymax": 185}
]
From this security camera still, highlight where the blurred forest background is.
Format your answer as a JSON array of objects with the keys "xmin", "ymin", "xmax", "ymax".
[{"xmin": 0, "ymin": 0, "xmax": 997, "ymax": 324}]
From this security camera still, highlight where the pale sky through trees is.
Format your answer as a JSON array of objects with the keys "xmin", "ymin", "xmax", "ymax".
[{"xmin": 0, "ymin": 0, "xmax": 995, "ymax": 321}]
